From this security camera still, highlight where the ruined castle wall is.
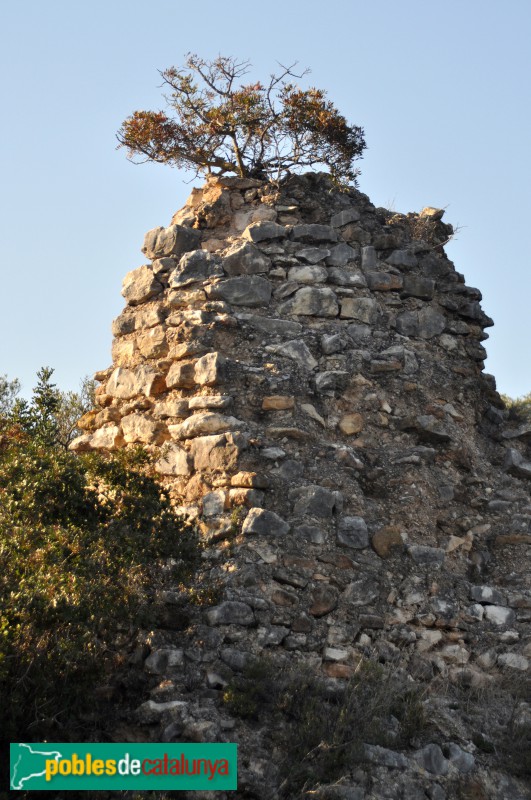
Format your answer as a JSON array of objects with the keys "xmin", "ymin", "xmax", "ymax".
[{"xmin": 73, "ymin": 173, "xmax": 531, "ymax": 799}]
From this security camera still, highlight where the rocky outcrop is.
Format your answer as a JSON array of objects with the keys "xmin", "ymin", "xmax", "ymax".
[{"xmin": 75, "ymin": 173, "xmax": 531, "ymax": 799}]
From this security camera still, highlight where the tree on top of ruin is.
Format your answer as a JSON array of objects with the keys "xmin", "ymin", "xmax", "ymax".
[{"xmin": 117, "ymin": 54, "xmax": 366, "ymax": 187}]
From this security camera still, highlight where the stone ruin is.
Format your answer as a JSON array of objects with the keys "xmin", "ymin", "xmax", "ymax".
[{"xmin": 73, "ymin": 172, "xmax": 531, "ymax": 799}]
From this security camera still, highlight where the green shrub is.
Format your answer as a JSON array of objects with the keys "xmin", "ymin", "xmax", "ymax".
[
  {"xmin": 0, "ymin": 370, "xmax": 199, "ymax": 743},
  {"xmin": 501, "ymin": 392, "xmax": 531, "ymax": 425},
  {"xmin": 223, "ymin": 657, "xmax": 429, "ymax": 797}
]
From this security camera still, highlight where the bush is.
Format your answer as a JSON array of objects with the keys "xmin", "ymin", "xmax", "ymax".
[
  {"xmin": 223, "ymin": 657, "xmax": 429, "ymax": 797},
  {"xmin": 0, "ymin": 370, "xmax": 199, "ymax": 743},
  {"xmin": 117, "ymin": 54, "xmax": 366, "ymax": 186},
  {"xmin": 501, "ymin": 392, "xmax": 531, "ymax": 425}
]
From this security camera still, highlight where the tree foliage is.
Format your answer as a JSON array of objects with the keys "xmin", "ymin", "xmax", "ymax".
[
  {"xmin": 0, "ymin": 369, "xmax": 199, "ymax": 742},
  {"xmin": 3, "ymin": 368, "xmax": 96, "ymax": 448},
  {"xmin": 502, "ymin": 392, "xmax": 531, "ymax": 424},
  {"xmin": 117, "ymin": 54, "xmax": 366, "ymax": 186}
]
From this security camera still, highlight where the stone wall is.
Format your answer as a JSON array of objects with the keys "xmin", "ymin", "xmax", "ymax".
[{"xmin": 73, "ymin": 173, "xmax": 531, "ymax": 799}]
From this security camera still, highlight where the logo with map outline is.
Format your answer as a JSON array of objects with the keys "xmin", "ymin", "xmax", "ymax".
[
  {"xmin": 9, "ymin": 742, "xmax": 237, "ymax": 790},
  {"xmin": 11, "ymin": 743, "xmax": 63, "ymax": 790}
]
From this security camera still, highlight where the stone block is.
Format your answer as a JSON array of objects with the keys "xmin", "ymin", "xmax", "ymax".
[
  {"xmin": 262, "ymin": 395, "xmax": 295, "ymax": 410},
  {"xmin": 242, "ymin": 221, "xmax": 286, "ymax": 242},
  {"xmin": 155, "ymin": 443, "xmax": 192, "ymax": 476},
  {"xmin": 171, "ymin": 412, "xmax": 245, "ymax": 440},
  {"xmin": 121, "ymin": 413, "xmax": 167, "ymax": 444},
  {"xmin": 205, "ymin": 601, "xmax": 254, "ymax": 626},
  {"xmin": 206, "ymin": 275, "xmax": 272, "ymax": 306},
  {"xmin": 287, "ymin": 265, "xmax": 328, "ymax": 283},
  {"xmin": 166, "ymin": 361, "xmax": 196, "ymax": 389},
  {"xmin": 285, "ymin": 287, "xmax": 339, "ymax": 317},
  {"xmin": 122, "ymin": 265, "xmax": 163, "ymax": 306},
  {"xmin": 190, "ymin": 432, "xmax": 247, "ymax": 472},
  {"xmin": 168, "ymin": 250, "xmax": 222, "ymax": 288},
  {"xmin": 194, "ymin": 352, "xmax": 225, "ymax": 386},
  {"xmin": 142, "ymin": 224, "xmax": 200, "ymax": 260},
  {"xmin": 242, "ymin": 507, "xmax": 290, "ymax": 536},
  {"xmin": 106, "ymin": 366, "xmax": 166, "ymax": 399},
  {"xmin": 330, "ymin": 208, "xmax": 360, "ymax": 227},
  {"xmin": 340, "ymin": 297, "xmax": 378, "ymax": 323},
  {"xmin": 291, "ymin": 223, "xmax": 338, "ymax": 242},
  {"xmin": 222, "ymin": 241, "xmax": 271, "ymax": 275}
]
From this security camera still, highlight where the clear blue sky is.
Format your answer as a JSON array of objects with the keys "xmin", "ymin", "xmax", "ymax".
[{"xmin": 1, "ymin": 0, "xmax": 530, "ymax": 398}]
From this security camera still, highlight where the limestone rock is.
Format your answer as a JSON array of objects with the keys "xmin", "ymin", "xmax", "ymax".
[
  {"xmin": 287, "ymin": 265, "xmax": 328, "ymax": 283},
  {"xmin": 292, "ymin": 485, "xmax": 337, "ymax": 519},
  {"xmin": 205, "ymin": 601, "xmax": 254, "ymax": 626},
  {"xmin": 366, "ymin": 272, "xmax": 403, "ymax": 291},
  {"xmin": 266, "ymin": 339, "xmax": 318, "ymax": 369},
  {"xmin": 284, "ymin": 286, "xmax": 339, "ymax": 317},
  {"xmin": 262, "ymin": 395, "xmax": 295, "ymax": 410},
  {"xmin": 236, "ymin": 313, "xmax": 302, "ymax": 338},
  {"xmin": 171, "ymin": 412, "xmax": 246, "ymax": 440},
  {"xmin": 420, "ymin": 206, "xmax": 445, "ymax": 220},
  {"xmin": 401, "ymin": 275, "xmax": 435, "ymax": 299},
  {"xmin": 412, "ymin": 744, "xmax": 449, "ymax": 775},
  {"xmin": 386, "ymin": 249, "xmax": 418, "ymax": 269},
  {"xmin": 291, "ymin": 223, "xmax": 338, "ymax": 243},
  {"xmin": 144, "ymin": 648, "xmax": 184, "ymax": 674},
  {"xmin": 142, "ymin": 224, "xmax": 200, "ymax": 260},
  {"xmin": 155, "ymin": 443, "xmax": 192, "ymax": 476},
  {"xmin": 206, "ymin": 275, "xmax": 272, "ymax": 306},
  {"xmin": 327, "ymin": 242, "xmax": 357, "ymax": 266},
  {"xmin": 504, "ymin": 448, "xmax": 531, "ymax": 479},
  {"xmin": 190, "ymin": 432, "xmax": 247, "ymax": 471},
  {"xmin": 152, "ymin": 398, "xmax": 189, "ymax": 419},
  {"xmin": 340, "ymin": 297, "xmax": 378, "ymax": 323},
  {"xmin": 296, "ymin": 247, "xmax": 330, "ymax": 264},
  {"xmin": 331, "ymin": 209, "xmax": 360, "ymax": 227},
  {"xmin": 168, "ymin": 250, "xmax": 223, "ymax": 288},
  {"xmin": 165, "ymin": 361, "xmax": 196, "ymax": 389},
  {"xmin": 106, "ymin": 366, "xmax": 165, "ymax": 399},
  {"xmin": 242, "ymin": 221, "xmax": 286, "ymax": 242},
  {"xmin": 70, "ymin": 425, "xmax": 124, "ymax": 452},
  {"xmin": 121, "ymin": 413, "xmax": 167, "ymax": 444},
  {"xmin": 497, "ymin": 653, "xmax": 529, "ymax": 670},
  {"xmin": 194, "ymin": 352, "xmax": 225, "ymax": 386},
  {"xmin": 122, "ymin": 265, "xmax": 163, "ymax": 306},
  {"xmin": 242, "ymin": 508, "xmax": 290, "ymax": 536},
  {"xmin": 361, "ymin": 245, "xmax": 378, "ymax": 269},
  {"xmin": 483, "ymin": 605, "xmax": 515, "ymax": 626},
  {"xmin": 137, "ymin": 326, "xmax": 168, "ymax": 359},
  {"xmin": 222, "ymin": 241, "xmax": 271, "ymax": 275}
]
